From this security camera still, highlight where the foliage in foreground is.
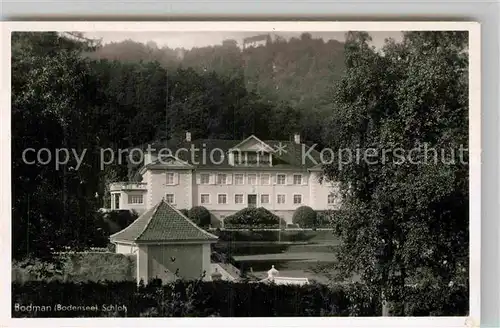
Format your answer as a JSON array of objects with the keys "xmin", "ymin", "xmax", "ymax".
[
  {"xmin": 12, "ymin": 280, "xmax": 380, "ymax": 317},
  {"xmin": 12, "ymin": 279, "xmax": 468, "ymax": 317}
]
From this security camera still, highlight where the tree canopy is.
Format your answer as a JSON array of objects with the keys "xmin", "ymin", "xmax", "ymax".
[{"xmin": 322, "ymin": 31, "xmax": 469, "ymax": 315}]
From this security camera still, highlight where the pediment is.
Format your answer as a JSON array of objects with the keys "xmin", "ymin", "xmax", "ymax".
[
  {"xmin": 139, "ymin": 155, "xmax": 193, "ymax": 175},
  {"xmin": 152, "ymin": 155, "xmax": 193, "ymax": 167},
  {"xmin": 230, "ymin": 135, "xmax": 275, "ymax": 153}
]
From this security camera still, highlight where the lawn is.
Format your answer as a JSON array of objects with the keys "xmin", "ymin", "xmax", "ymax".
[
  {"xmin": 233, "ymin": 252, "xmax": 335, "ymax": 262},
  {"xmin": 219, "ymin": 230, "xmax": 340, "ymax": 283}
]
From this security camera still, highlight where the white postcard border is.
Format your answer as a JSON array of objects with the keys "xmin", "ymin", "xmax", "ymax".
[{"xmin": 0, "ymin": 21, "xmax": 481, "ymax": 328}]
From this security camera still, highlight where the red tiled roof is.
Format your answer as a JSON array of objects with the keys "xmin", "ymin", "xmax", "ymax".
[{"xmin": 110, "ymin": 201, "xmax": 218, "ymax": 243}]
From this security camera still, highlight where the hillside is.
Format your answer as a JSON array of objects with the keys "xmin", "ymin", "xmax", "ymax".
[{"xmin": 88, "ymin": 33, "xmax": 345, "ymax": 113}]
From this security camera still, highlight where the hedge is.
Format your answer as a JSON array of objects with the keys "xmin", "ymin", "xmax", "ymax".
[
  {"xmin": 224, "ymin": 207, "xmax": 287, "ymax": 228},
  {"xmin": 213, "ymin": 229, "xmax": 321, "ymax": 242},
  {"xmin": 12, "ymin": 253, "xmax": 136, "ymax": 283},
  {"xmin": 11, "ymin": 280, "xmax": 381, "ymax": 317}
]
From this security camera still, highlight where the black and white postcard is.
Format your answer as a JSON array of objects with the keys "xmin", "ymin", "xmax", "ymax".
[{"xmin": 1, "ymin": 21, "xmax": 481, "ymax": 327}]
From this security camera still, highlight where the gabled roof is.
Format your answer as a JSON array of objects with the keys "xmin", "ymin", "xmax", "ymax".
[
  {"xmin": 136, "ymin": 135, "xmax": 321, "ymax": 170},
  {"xmin": 138, "ymin": 154, "xmax": 193, "ymax": 175},
  {"xmin": 229, "ymin": 135, "xmax": 275, "ymax": 153},
  {"xmin": 110, "ymin": 200, "xmax": 218, "ymax": 244}
]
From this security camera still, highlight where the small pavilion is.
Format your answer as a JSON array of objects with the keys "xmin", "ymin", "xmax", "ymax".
[{"xmin": 110, "ymin": 200, "xmax": 218, "ymax": 284}]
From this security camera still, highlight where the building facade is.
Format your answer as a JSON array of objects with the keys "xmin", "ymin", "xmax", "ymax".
[{"xmin": 109, "ymin": 134, "xmax": 340, "ymax": 224}]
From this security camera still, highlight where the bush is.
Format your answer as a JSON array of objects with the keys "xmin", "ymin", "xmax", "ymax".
[
  {"xmin": 179, "ymin": 209, "xmax": 189, "ymax": 217},
  {"xmin": 188, "ymin": 206, "xmax": 211, "ymax": 227},
  {"xmin": 11, "ymin": 280, "xmax": 383, "ymax": 317},
  {"xmin": 12, "ymin": 253, "xmax": 136, "ymax": 283},
  {"xmin": 224, "ymin": 207, "xmax": 286, "ymax": 228},
  {"xmin": 292, "ymin": 206, "xmax": 318, "ymax": 228},
  {"xmin": 99, "ymin": 210, "xmax": 139, "ymax": 234}
]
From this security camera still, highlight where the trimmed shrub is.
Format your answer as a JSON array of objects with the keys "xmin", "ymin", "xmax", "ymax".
[
  {"xmin": 188, "ymin": 206, "xmax": 211, "ymax": 227},
  {"xmin": 224, "ymin": 207, "xmax": 286, "ymax": 228},
  {"xmin": 292, "ymin": 206, "xmax": 318, "ymax": 228}
]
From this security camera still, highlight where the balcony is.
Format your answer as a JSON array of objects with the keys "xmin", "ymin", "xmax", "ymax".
[{"xmin": 109, "ymin": 182, "xmax": 147, "ymax": 192}]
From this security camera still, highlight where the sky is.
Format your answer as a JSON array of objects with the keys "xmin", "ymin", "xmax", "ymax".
[{"xmin": 84, "ymin": 31, "xmax": 403, "ymax": 50}]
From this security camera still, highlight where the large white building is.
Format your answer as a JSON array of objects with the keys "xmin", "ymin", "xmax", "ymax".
[{"xmin": 109, "ymin": 133, "xmax": 340, "ymax": 224}]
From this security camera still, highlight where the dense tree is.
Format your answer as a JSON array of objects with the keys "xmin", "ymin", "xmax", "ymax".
[
  {"xmin": 322, "ymin": 31, "xmax": 469, "ymax": 314},
  {"xmin": 89, "ymin": 34, "xmax": 345, "ymax": 146},
  {"xmin": 12, "ymin": 32, "xmax": 108, "ymax": 261}
]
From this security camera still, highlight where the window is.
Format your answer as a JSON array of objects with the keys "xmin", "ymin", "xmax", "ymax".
[
  {"xmin": 277, "ymin": 194, "xmax": 286, "ymax": 204},
  {"xmin": 260, "ymin": 174, "xmax": 271, "ymax": 185},
  {"xmin": 200, "ymin": 174, "xmax": 210, "ymax": 184},
  {"xmin": 217, "ymin": 173, "xmax": 227, "ymax": 185},
  {"xmin": 293, "ymin": 194, "xmax": 302, "ymax": 204},
  {"xmin": 293, "ymin": 174, "xmax": 302, "ymax": 185},
  {"xmin": 165, "ymin": 194, "xmax": 175, "ymax": 204},
  {"xmin": 277, "ymin": 174, "xmax": 286, "ymax": 185},
  {"xmin": 218, "ymin": 194, "xmax": 227, "ymax": 204},
  {"xmin": 166, "ymin": 172, "xmax": 175, "ymax": 185},
  {"xmin": 261, "ymin": 194, "xmax": 270, "ymax": 204},
  {"xmin": 328, "ymin": 193, "xmax": 336, "ymax": 204},
  {"xmin": 235, "ymin": 194, "xmax": 244, "ymax": 204},
  {"xmin": 248, "ymin": 174, "xmax": 257, "ymax": 185},
  {"xmin": 234, "ymin": 174, "xmax": 244, "ymax": 185},
  {"xmin": 128, "ymin": 195, "xmax": 143, "ymax": 204},
  {"xmin": 200, "ymin": 194, "xmax": 210, "ymax": 204}
]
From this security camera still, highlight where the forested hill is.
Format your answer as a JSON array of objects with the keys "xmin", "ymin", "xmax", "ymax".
[{"xmin": 87, "ymin": 33, "xmax": 345, "ymax": 112}]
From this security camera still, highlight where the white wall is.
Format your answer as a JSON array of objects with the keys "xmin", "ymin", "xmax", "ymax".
[
  {"xmin": 146, "ymin": 169, "xmax": 193, "ymax": 210},
  {"xmin": 309, "ymin": 171, "xmax": 341, "ymax": 210},
  {"xmin": 117, "ymin": 167, "xmax": 341, "ymax": 214},
  {"xmin": 115, "ymin": 243, "xmax": 137, "ymax": 254},
  {"xmin": 148, "ymin": 243, "xmax": 205, "ymax": 281},
  {"xmin": 122, "ymin": 190, "xmax": 147, "ymax": 212},
  {"xmin": 194, "ymin": 171, "xmax": 313, "ymax": 211}
]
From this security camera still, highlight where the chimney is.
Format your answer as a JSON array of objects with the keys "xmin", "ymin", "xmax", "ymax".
[
  {"xmin": 293, "ymin": 133, "xmax": 301, "ymax": 144},
  {"xmin": 185, "ymin": 131, "xmax": 191, "ymax": 142}
]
